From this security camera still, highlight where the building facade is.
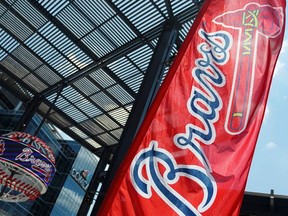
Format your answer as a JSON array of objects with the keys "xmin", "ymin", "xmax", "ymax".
[{"xmin": 0, "ymin": 89, "xmax": 99, "ymax": 216}]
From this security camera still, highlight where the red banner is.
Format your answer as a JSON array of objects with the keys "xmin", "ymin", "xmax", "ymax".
[{"xmin": 98, "ymin": 0, "xmax": 286, "ymax": 215}]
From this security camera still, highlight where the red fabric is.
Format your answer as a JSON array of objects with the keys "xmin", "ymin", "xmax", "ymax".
[{"xmin": 98, "ymin": 1, "xmax": 286, "ymax": 215}]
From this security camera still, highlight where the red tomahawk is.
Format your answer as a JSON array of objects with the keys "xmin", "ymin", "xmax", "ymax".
[{"xmin": 214, "ymin": 3, "xmax": 283, "ymax": 134}]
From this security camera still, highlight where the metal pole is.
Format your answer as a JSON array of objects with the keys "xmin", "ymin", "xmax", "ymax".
[
  {"xmin": 33, "ymin": 88, "xmax": 63, "ymax": 137},
  {"xmin": 91, "ymin": 18, "xmax": 180, "ymax": 215},
  {"xmin": 77, "ymin": 147, "xmax": 112, "ymax": 216},
  {"xmin": 13, "ymin": 97, "xmax": 41, "ymax": 132},
  {"xmin": 270, "ymin": 189, "xmax": 274, "ymax": 215}
]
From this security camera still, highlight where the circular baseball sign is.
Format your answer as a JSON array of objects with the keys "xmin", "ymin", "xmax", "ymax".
[{"xmin": 0, "ymin": 132, "xmax": 56, "ymax": 202}]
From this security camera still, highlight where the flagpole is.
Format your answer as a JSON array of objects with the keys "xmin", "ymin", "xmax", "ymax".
[{"xmin": 92, "ymin": 18, "xmax": 180, "ymax": 215}]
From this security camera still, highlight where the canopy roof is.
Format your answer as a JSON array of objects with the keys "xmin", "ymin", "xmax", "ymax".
[{"xmin": 0, "ymin": 0, "xmax": 203, "ymax": 155}]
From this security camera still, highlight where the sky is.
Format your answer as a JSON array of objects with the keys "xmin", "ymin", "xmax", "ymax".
[{"xmin": 245, "ymin": 5, "xmax": 288, "ymax": 195}]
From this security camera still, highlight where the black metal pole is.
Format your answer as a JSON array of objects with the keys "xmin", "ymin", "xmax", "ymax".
[
  {"xmin": 77, "ymin": 147, "xmax": 113, "ymax": 216},
  {"xmin": 33, "ymin": 88, "xmax": 63, "ymax": 137},
  {"xmin": 270, "ymin": 189, "xmax": 274, "ymax": 215},
  {"xmin": 13, "ymin": 97, "xmax": 41, "ymax": 132},
  {"xmin": 91, "ymin": 18, "xmax": 179, "ymax": 215}
]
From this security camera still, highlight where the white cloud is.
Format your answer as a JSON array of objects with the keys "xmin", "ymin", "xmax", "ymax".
[
  {"xmin": 266, "ymin": 142, "xmax": 277, "ymax": 149},
  {"xmin": 263, "ymin": 106, "xmax": 270, "ymax": 122}
]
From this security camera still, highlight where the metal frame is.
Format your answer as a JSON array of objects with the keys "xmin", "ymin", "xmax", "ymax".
[
  {"xmin": 0, "ymin": 1, "xmax": 202, "ymax": 154},
  {"xmin": 0, "ymin": 1, "xmax": 204, "ymax": 213}
]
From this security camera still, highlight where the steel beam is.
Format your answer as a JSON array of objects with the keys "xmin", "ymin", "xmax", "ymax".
[
  {"xmin": 91, "ymin": 18, "xmax": 180, "ymax": 214},
  {"xmin": 33, "ymin": 87, "xmax": 63, "ymax": 137},
  {"xmin": 13, "ymin": 96, "xmax": 41, "ymax": 132},
  {"xmin": 77, "ymin": 147, "xmax": 113, "ymax": 216},
  {"xmin": 42, "ymin": 99, "xmax": 109, "ymax": 150}
]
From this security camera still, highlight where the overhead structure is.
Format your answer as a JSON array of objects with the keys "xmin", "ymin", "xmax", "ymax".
[{"xmin": 0, "ymin": 0, "xmax": 204, "ymax": 156}]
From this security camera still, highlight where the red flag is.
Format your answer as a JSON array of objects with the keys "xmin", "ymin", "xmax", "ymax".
[{"xmin": 98, "ymin": 0, "xmax": 286, "ymax": 215}]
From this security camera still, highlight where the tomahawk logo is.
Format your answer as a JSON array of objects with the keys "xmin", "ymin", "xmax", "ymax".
[{"xmin": 214, "ymin": 3, "xmax": 284, "ymax": 135}]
